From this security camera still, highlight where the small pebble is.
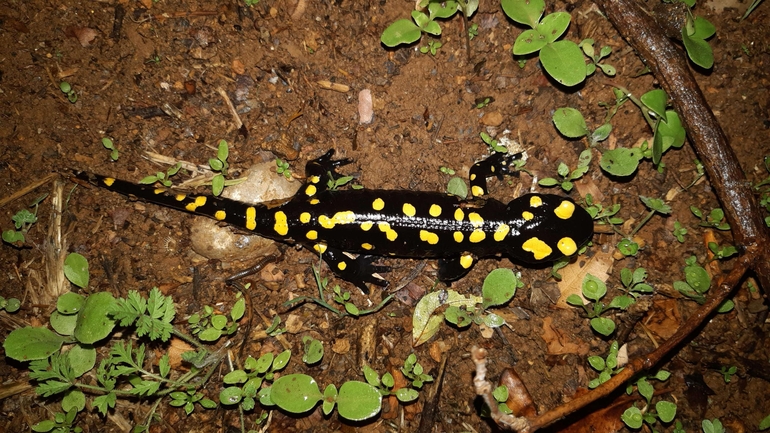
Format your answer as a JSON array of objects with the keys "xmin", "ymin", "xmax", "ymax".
[{"xmin": 358, "ymin": 89, "xmax": 373, "ymax": 124}]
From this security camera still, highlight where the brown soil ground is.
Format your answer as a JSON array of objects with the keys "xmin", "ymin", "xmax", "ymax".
[{"xmin": 1, "ymin": 0, "xmax": 769, "ymax": 432}]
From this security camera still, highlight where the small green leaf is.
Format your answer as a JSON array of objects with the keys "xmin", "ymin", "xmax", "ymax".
[
  {"xmin": 62, "ymin": 389, "xmax": 86, "ymax": 413},
  {"xmin": 640, "ymin": 89, "xmax": 667, "ymax": 120},
  {"xmin": 500, "ymin": 0, "xmax": 545, "ymax": 28},
  {"xmin": 482, "ymin": 268, "xmax": 518, "ymax": 308},
  {"xmin": 396, "ymin": 388, "xmax": 419, "ymax": 402},
  {"xmin": 67, "ymin": 344, "xmax": 96, "ymax": 378},
  {"xmin": 336, "ymin": 381, "xmax": 382, "ymax": 421},
  {"xmin": 57, "ymin": 293, "xmax": 85, "ymax": 315},
  {"xmin": 73, "ymin": 292, "xmax": 116, "ymax": 344},
  {"xmin": 621, "ymin": 406, "xmax": 643, "ymax": 429},
  {"xmin": 537, "ymin": 12, "xmax": 571, "ymax": 44},
  {"xmin": 231, "ymin": 297, "xmax": 245, "ymax": 321},
  {"xmin": 590, "ymin": 317, "xmax": 615, "ymax": 336},
  {"xmin": 565, "ymin": 294, "xmax": 584, "ymax": 307},
  {"xmin": 270, "ymin": 374, "xmax": 323, "ymax": 414},
  {"xmin": 513, "ymin": 29, "xmax": 547, "ymax": 55},
  {"xmin": 3, "ymin": 326, "xmax": 66, "ymax": 361},
  {"xmin": 212, "ymin": 174, "xmax": 225, "ymax": 196},
  {"xmin": 599, "ymin": 147, "xmax": 643, "ymax": 177},
  {"xmin": 217, "ymin": 140, "xmax": 229, "ymax": 162},
  {"xmin": 64, "ymin": 253, "xmax": 89, "ymax": 289},
  {"xmin": 446, "ymin": 177, "xmax": 468, "ymax": 199},
  {"xmin": 656, "ymin": 400, "xmax": 677, "ymax": 422},
  {"xmin": 539, "ymin": 40, "xmax": 587, "ymax": 87},
  {"xmin": 682, "ymin": 27, "xmax": 714, "ymax": 69},
  {"xmin": 587, "ymin": 355, "xmax": 605, "ymax": 371},
  {"xmin": 581, "ymin": 274, "xmax": 607, "ymax": 301},
  {"xmin": 552, "ymin": 107, "xmax": 589, "ymax": 138}
]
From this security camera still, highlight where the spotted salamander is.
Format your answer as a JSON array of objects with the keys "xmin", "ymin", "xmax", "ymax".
[{"xmin": 75, "ymin": 150, "xmax": 594, "ymax": 292}]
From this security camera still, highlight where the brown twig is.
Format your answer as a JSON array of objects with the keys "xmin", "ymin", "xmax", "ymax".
[{"xmin": 505, "ymin": 0, "xmax": 770, "ymax": 430}]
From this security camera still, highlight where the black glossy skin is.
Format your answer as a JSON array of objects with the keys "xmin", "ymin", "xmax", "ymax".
[{"xmin": 75, "ymin": 151, "xmax": 594, "ymax": 291}]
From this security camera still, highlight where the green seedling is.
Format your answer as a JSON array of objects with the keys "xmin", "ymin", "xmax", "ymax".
[
  {"xmin": 59, "ymin": 81, "xmax": 78, "ymax": 103},
  {"xmin": 579, "ymin": 38, "xmax": 616, "ymax": 77},
  {"xmin": 690, "ymin": 206, "xmax": 731, "ymax": 230},
  {"xmin": 622, "ymin": 371, "xmax": 676, "ymax": 429},
  {"xmin": 188, "ymin": 293, "xmax": 246, "ymax": 342},
  {"xmin": 708, "ymin": 242, "xmax": 738, "ymax": 260},
  {"xmin": 673, "ymin": 256, "xmax": 734, "ymax": 312},
  {"xmin": 538, "ymin": 148, "xmax": 592, "ymax": 193},
  {"xmin": 566, "ymin": 274, "xmax": 634, "ymax": 336},
  {"xmin": 480, "ymin": 131, "xmax": 509, "ymax": 154},
  {"xmin": 719, "ymin": 365, "xmax": 737, "ymax": 383},
  {"xmin": 2, "ymin": 193, "xmax": 46, "ymax": 246},
  {"xmin": 616, "ymin": 196, "xmax": 672, "ymax": 257},
  {"xmin": 101, "ymin": 137, "xmax": 119, "ymax": 161},
  {"xmin": 145, "ymin": 53, "xmax": 161, "ymax": 64},
  {"xmin": 681, "ymin": 5, "xmax": 716, "ymax": 69},
  {"xmin": 31, "ymin": 409, "xmax": 82, "ymax": 433},
  {"xmin": 139, "ymin": 163, "xmax": 182, "ymax": 188},
  {"xmin": 283, "ymin": 259, "xmax": 393, "ymax": 316},
  {"xmin": 600, "ymin": 88, "xmax": 686, "ymax": 176},
  {"xmin": 209, "ymin": 139, "xmax": 230, "ymax": 196},
  {"xmin": 169, "ymin": 389, "xmax": 217, "ymax": 416},
  {"xmin": 220, "ymin": 350, "xmax": 292, "ymax": 411},
  {"xmin": 420, "ymin": 40, "xmax": 443, "ymax": 55},
  {"xmin": 552, "ymin": 108, "xmax": 612, "ymax": 146},
  {"xmin": 302, "ymin": 336, "xmax": 324, "ymax": 365},
  {"xmin": 742, "ymin": 0, "xmax": 765, "ymax": 20},
  {"xmin": 439, "ymin": 166, "xmax": 456, "ymax": 175},
  {"xmin": 703, "ymin": 418, "xmax": 725, "ymax": 433},
  {"xmin": 413, "ymin": 268, "xmax": 521, "ymax": 345},
  {"xmin": 326, "ymin": 170, "xmax": 359, "ymax": 191},
  {"xmin": 244, "ymin": 0, "xmax": 259, "ymax": 6},
  {"xmin": 619, "ymin": 267, "xmax": 653, "ymax": 298},
  {"xmin": 502, "ymin": 0, "xmax": 586, "ymax": 86},
  {"xmin": 474, "ymin": 96, "xmax": 493, "ymax": 109},
  {"xmin": 468, "ymin": 22, "xmax": 479, "ymax": 39},
  {"xmin": 587, "ymin": 341, "xmax": 622, "ymax": 388},
  {"xmin": 265, "ymin": 314, "xmax": 286, "ymax": 337},
  {"xmin": 0, "ymin": 296, "xmax": 21, "ymax": 313},
  {"xmin": 401, "ymin": 353, "xmax": 434, "ymax": 388},
  {"xmin": 673, "ymin": 221, "xmax": 688, "ymax": 242},
  {"xmin": 759, "ymin": 413, "xmax": 770, "ymax": 430},
  {"xmin": 275, "ymin": 158, "xmax": 292, "ymax": 180},
  {"xmin": 584, "ymin": 194, "xmax": 623, "ymax": 226},
  {"xmin": 381, "ymin": 0, "xmax": 478, "ymax": 48}
]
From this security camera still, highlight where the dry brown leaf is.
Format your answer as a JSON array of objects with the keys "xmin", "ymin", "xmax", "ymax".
[
  {"xmin": 284, "ymin": 313, "xmax": 303, "ymax": 333},
  {"xmin": 168, "ymin": 338, "xmax": 195, "ymax": 369},
  {"xmin": 556, "ymin": 248, "xmax": 614, "ymax": 308},
  {"xmin": 542, "ymin": 316, "xmax": 588, "ymax": 355},
  {"xmin": 65, "ymin": 26, "xmax": 98, "ymax": 47},
  {"xmin": 644, "ymin": 298, "xmax": 682, "ymax": 340},
  {"xmin": 331, "ymin": 338, "xmax": 350, "ymax": 354}
]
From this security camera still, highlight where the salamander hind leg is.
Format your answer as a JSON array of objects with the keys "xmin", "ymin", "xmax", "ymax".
[
  {"xmin": 438, "ymin": 254, "xmax": 477, "ymax": 282},
  {"xmin": 302, "ymin": 150, "xmax": 354, "ymax": 196},
  {"xmin": 317, "ymin": 246, "xmax": 390, "ymax": 293},
  {"xmin": 469, "ymin": 152, "xmax": 523, "ymax": 198}
]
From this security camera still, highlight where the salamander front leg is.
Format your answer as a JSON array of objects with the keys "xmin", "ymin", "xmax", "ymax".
[
  {"xmin": 319, "ymin": 246, "xmax": 390, "ymax": 293},
  {"xmin": 469, "ymin": 152, "xmax": 523, "ymax": 198},
  {"xmin": 303, "ymin": 150, "xmax": 354, "ymax": 196}
]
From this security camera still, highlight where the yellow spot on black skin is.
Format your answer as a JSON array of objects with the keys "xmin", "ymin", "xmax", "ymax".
[
  {"xmin": 469, "ymin": 212, "xmax": 484, "ymax": 228},
  {"xmin": 554, "ymin": 200, "xmax": 576, "ymax": 220},
  {"xmin": 103, "ymin": 178, "xmax": 115, "ymax": 187},
  {"xmin": 419, "ymin": 230, "xmax": 439, "ymax": 245},
  {"xmin": 185, "ymin": 196, "xmax": 207, "ymax": 212},
  {"xmin": 522, "ymin": 237, "xmax": 552, "ymax": 260},
  {"xmin": 454, "ymin": 208, "xmax": 464, "ymax": 221},
  {"xmin": 154, "ymin": 188, "xmax": 165, "ymax": 195},
  {"xmin": 522, "ymin": 211, "xmax": 534, "ymax": 221},
  {"xmin": 309, "ymin": 175, "xmax": 320, "ymax": 184},
  {"xmin": 557, "ymin": 237, "xmax": 578, "ymax": 255},
  {"xmin": 470, "ymin": 174, "xmax": 477, "ymax": 181},
  {"xmin": 274, "ymin": 211, "xmax": 289, "ymax": 236},
  {"xmin": 305, "ymin": 185, "xmax": 317, "ymax": 196},
  {"xmin": 471, "ymin": 185, "xmax": 484, "ymax": 197},
  {"xmin": 469, "ymin": 230, "xmax": 486, "ymax": 243},
  {"xmin": 402, "ymin": 203, "xmax": 416, "ymax": 217},
  {"xmin": 314, "ymin": 243, "xmax": 327, "ymax": 254},
  {"xmin": 494, "ymin": 224, "xmax": 510, "ymax": 242},
  {"xmin": 360, "ymin": 221, "xmax": 373, "ymax": 231},
  {"xmin": 246, "ymin": 207, "xmax": 256, "ymax": 230},
  {"xmin": 214, "ymin": 210, "xmax": 227, "ymax": 221},
  {"xmin": 319, "ymin": 215, "xmax": 333, "ymax": 229},
  {"xmin": 300, "ymin": 212, "xmax": 311, "ymax": 223},
  {"xmin": 332, "ymin": 211, "xmax": 355, "ymax": 225},
  {"xmin": 310, "ymin": 198, "xmax": 320, "ymax": 205},
  {"xmin": 529, "ymin": 195, "xmax": 543, "ymax": 208},
  {"xmin": 361, "ymin": 243, "xmax": 373, "ymax": 250},
  {"xmin": 453, "ymin": 231, "xmax": 464, "ymax": 242},
  {"xmin": 306, "ymin": 230, "xmax": 318, "ymax": 240},
  {"xmin": 338, "ymin": 261, "xmax": 347, "ymax": 271},
  {"xmin": 372, "ymin": 198, "xmax": 385, "ymax": 211},
  {"xmin": 429, "ymin": 204, "xmax": 442, "ymax": 217},
  {"xmin": 460, "ymin": 254, "xmax": 474, "ymax": 269},
  {"xmin": 175, "ymin": 194, "xmax": 186, "ymax": 201},
  {"xmin": 378, "ymin": 222, "xmax": 398, "ymax": 241}
]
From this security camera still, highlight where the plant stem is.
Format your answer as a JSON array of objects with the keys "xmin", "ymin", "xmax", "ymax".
[{"xmin": 629, "ymin": 210, "xmax": 656, "ymax": 237}]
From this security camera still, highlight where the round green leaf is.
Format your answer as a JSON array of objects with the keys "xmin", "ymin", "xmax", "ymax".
[
  {"xmin": 445, "ymin": 305, "xmax": 472, "ymax": 327},
  {"xmin": 396, "ymin": 388, "xmax": 419, "ymax": 403},
  {"xmin": 50, "ymin": 310, "xmax": 78, "ymax": 336},
  {"xmin": 684, "ymin": 265, "xmax": 711, "ymax": 294},
  {"xmin": 539, "ymin": 40, "xmax": 586, "ymax": 87},
  {"xmin": 198, "ymin": 327, "xmax": 222, "ymax": 341},
  {"xmin": 336, "ymin": 380, "xmax": 382, "ymax": 421},
  {"xmin": 230, "ymin": 297, "xmax": 245, "ymax": 321},
  {"xmin": 302, "ymin": 337, "xmax": 324, "ymax": 364},
  {"xmin": 692, "ymin": 16, "xmax": 716, "ymax": 39},
  {"xmin": 552, "ymin": 107, "xmax": 589, "ymax": 138},
  {"xmin": 273, "ymin": 349, "xmax": 292, "ymax": 371},
  {"xmin": 446, "ymin": 177, "xmax": 467, "ymax": 199},
  {"xmin": 223, "ymin": 370, "xmax": 248, "ymax": 384},
  {"xmin": 381, "ymin": 19, "xmax": 421, "ymax": 47},
  {"xmin": 621, "ymin": 406, "xmax": 643, "ymax": 429},
  {"xmin": 255, "ymin": 352, "xmax": 274, "ymax": 373},
  {"xmin": 211, "ymin": 314, "xmax": 228, "ymax": 330},
  {"xmin": 64, "ymin": 253, "xmax": 89, "ymax": 289},
  {"xmin": 62, "ymin": 389, "xmax": 86, "ymax": 413},
  {"xmin": 323, "ymin": 384, "xmax": 337, "ymax": 415},
  {"xmin": 271, "ymin": 374, "xmax": 323, "ymax": 414},
  {"xmin": 68, "ymin": 344, "xmax": 96, "ymax": 378},
  {"xmin": 32, "ymin": 420, "xmax": 56, "ymax": 432},
  {"xmin": 219, "ymin": 386, "xmax": 243, "ymax": 405},
  {"xmin": 587, "ymin": 355, "xmax": 605, "ymax": 371},
  {"xmin": 682, "ymin": 29, "xmax": 714, "ymax": 69},
  {"xmin": 581, "ymin": 274, "xmax": 607, "ymax": 301},
  {"xmin": 590, "ymin": 317, "xmax": 615, "ymax": 336},
  {"xmin": 600, "ymin": 147, "xmax": 643, "ymax": 177},
  {"xmin": 565, "ymin": 294, "xmax": 585, "ymax": 307},
  {"xmin": 513, "ymin": 29, "xmax": 547, "ymax": 55},
  {"xmin": 3, "ymin": 326, "xmax": 65, "ymax": 361},
  {"xmin": 538, "ymin": 12, "xmax": 570, "ymax": 44},
  {"xmin": 656, "ymin": 400, "xmax": 677, "ymax": 422},
  {"xmin": 74, "ymin": 292, "xmax": 116, "ymax": 344},
  {"xmin": 482, "ymin": 268, "xmax": 518, "ymax": 308},
  {"xmin": 640, "ymin": 89, "xmax": 667, "ymax": 120},
  {"xmin": 500, "ymin": 0, "xmax": 545, "ymax": 27},
  {"xmin": 482, "ymin": 313, "xmax": 505, "ymax": 328},
  {"xmin": 59, "ymin": 82, "xmax": 72, "ymax": 93},
  {"xmin": 57, "ymin": 293, "xmax": 85, "ymax": 315}
]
